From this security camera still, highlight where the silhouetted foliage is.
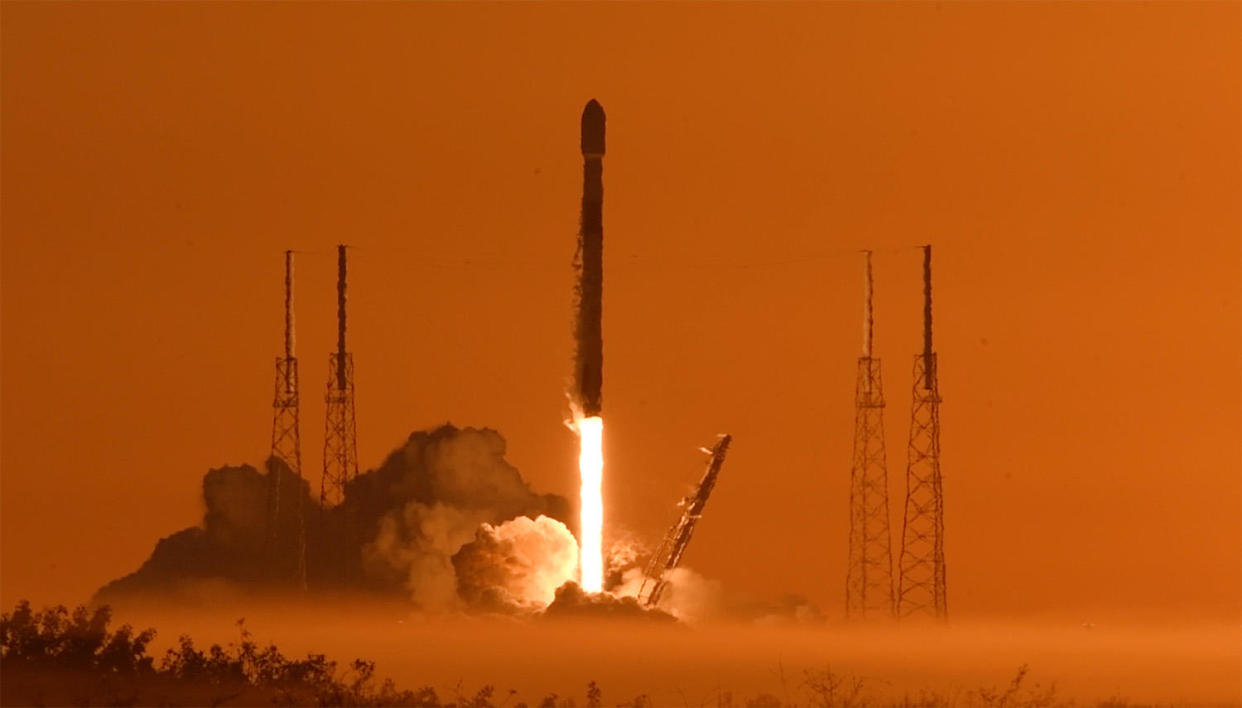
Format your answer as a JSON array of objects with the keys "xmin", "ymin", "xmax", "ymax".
[
  {"xmin": 585, "ymin": 680, "xmax": 601, "ymax": 708},
  {"xmin": 1, "ymin": 601, "xmax": 156, "ymax": 674},
  {"xmin": 0, "ymin": 600, "xmax": 445, "ymax": 706},
  {"xmin": 617, "ymin": 694, "xmax": 652, "ymax": 708},
  {"xmin": 2, "ymin": 601, "xmax": 1079, "ymax": 708},
  {"xmin": 802, "ymin": 666, "xmax": 866, "ymax": 708},
  {"xmin": 969, "ymin": 664, "xmax": 1057, "ymax": 708}
]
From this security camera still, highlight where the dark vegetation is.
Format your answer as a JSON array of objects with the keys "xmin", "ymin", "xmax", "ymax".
[
  {"xmin": 2, "ymin": 600, "xmax": 1146, "ymax": 708},
  {"xmin": 1, "ymin": 600, "xmax": 440, "ymax": 707}
]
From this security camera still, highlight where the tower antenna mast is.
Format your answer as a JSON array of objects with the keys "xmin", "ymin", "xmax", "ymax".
[
  {"xmin": 897, "ymin": 245, "xmax": 947, "ymax": 619},
  {"xmin": 845, "ymin": 251, "xmax": 895, "ymax": 619},
  {"xmin": 321, "ymin": 244, "xmax": 360, "ymax": 509},
  {"xmin": 268, "ymin": 250, "xmax": 306, "ymax": 588}
]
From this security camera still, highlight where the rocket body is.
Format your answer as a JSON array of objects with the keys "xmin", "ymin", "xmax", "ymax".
[{"xmin": 576, "ymin": 100, "xmax": 605, "ymax": 416}]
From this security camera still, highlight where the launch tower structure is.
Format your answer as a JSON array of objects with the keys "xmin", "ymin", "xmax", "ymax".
[
  {"xmin": 268, "ymin": 250, "xmax": 307, "ymax": 587},
  {"xmin": 845, "ymin": 251, "xmax": 896, "ymax": 619},
  {"xmin": 638, "ymin": 435, "xmax": 732, "ymax": 608},
  {"xmin": 321, "ymin": 244, "xmax": 360, "ymax": 508},
  {"xmin": 897, "ymin": 245, "xmax": 947, "ymax": 619}
]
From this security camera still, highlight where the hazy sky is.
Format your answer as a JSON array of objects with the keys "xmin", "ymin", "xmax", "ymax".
[{"xmin": 2, "ymin": 1, "xmax": 1238, "ymax": 621}]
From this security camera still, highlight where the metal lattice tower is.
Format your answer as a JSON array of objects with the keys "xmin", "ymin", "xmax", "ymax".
[
  {"xmin": 268, "ymin": 250, "xmax": 307, "ymax": 588},
  {"xmin": 897, "ymin": 245, "xmax": 947, "ymax": 619},
  {"xmin": 638, "ymin": 435, "xmax": 732, "ymax": 608},
  {"xmin": 846, "ymin": 251, "xmax": 895, "ymax": 619},
  {"xmin": 321, "ymin": 244, "xmax": 359, "ymax": 508}
]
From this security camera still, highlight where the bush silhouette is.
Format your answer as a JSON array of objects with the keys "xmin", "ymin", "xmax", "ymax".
[
  {"xmin": 3, "ymin": 600, "xmax": 1080, "ymax": 707},
  {"xmin": 1, "ymin": 600, "xmax": 442, "ymax": 706}
]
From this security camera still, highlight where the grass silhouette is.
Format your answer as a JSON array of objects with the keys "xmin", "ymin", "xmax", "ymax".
[{"xmin": 2, "ymin": 600, "xmax": 1155, "ymax": 707}]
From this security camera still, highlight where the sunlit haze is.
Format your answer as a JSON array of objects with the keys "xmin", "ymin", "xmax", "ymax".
[{"xmin": 1, "ymin": 2, "xmax": 1238, "ymax": 705}]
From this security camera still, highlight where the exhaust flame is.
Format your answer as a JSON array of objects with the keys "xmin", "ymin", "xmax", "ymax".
[{"xmin": 577, "ymin": 416, "xmax": 604, "ymax": 593}]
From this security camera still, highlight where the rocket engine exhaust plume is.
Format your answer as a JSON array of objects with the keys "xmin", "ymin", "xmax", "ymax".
[
  {"xmin": 574, "ymin": 99, "xmax": 606, "ymax": 593},
  {"xmin": 577, "ymin": 416, "xmax": 604, "ymax": 592}
]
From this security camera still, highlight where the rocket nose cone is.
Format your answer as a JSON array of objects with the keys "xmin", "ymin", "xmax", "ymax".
[{"xmin": 581, "ymin": 99, "xmax": 606, "ymax": 155}]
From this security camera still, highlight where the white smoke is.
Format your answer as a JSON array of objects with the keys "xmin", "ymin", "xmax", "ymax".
[
  {"xmin": 604, "ymin": 531, "xmax": 646, "ymax": 589},
  {"xmin": 611, "ymin": 566, "xmax": 646, "ymax": 599},
  {"xmin": 364, "ymin": 502, "xmax": 493, "ymax": 609},
  {"xmin": 612, "ymin": 566, "xmax": 821, "ymax": 625},
  {"xmin": 453, "ymin": 515, "xmax": 578, "ymax": 611},
  {"xmin": 656, "ymin": 567, "xmax": 729, "ymax": 623},
  {"xmin": 611, "ymin": 567, "xmax": 727, "ymax": 623}
]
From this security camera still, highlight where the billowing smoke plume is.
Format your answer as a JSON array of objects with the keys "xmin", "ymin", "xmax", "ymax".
[
  {"xmin": 608, "ymin": 565, "xmax": 823, "ymax": 626},
  {"xmin": 453, "ymin": 515, "xmax": 578, "ymax": 611},
  {"xmin": 543, "ymin": 582, "xmax": 676, "ymax": 623},
  {"xmin": 96, "ymin": 425, "xmax": 571, "ymax": 610},
  {"xmin": 603, "ymin": 529, "xmax": 646, "ymax": 590},
  {"xmin": 94, "ymin": 423, "xmax": 806, "ymax": 624}
]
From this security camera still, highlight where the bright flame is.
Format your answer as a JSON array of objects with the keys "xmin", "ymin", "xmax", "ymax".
[{"xmin": 577, "ymin": 415, "xmax": 604, "ymax": 593}]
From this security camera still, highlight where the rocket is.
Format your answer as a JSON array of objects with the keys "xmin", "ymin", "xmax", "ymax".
[{"xmin": 575, "ymin": 99, "xmax": 605, "ymax": 416}]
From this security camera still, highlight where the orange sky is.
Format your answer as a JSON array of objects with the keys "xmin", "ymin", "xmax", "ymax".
[{"xmin": 2, "ymin": 1, "xmax": 1238, "ymax": 621}]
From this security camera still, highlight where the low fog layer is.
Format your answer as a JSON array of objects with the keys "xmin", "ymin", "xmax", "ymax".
[
  {"xmin": 105, "ymin": 603, "xmax": 1242, "ymax": 706},
  {"xmin": 88, "ymin": 423, "xmax": 1241, "ymax": 705}
]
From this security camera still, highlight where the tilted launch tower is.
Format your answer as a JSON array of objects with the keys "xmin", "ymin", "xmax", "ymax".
[{"xmin": 638, "ymin": 435, "xmax": 732, "ymax": 608}]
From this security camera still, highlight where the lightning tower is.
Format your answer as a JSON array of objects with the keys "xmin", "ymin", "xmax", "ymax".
[
  {"xmin": 268, "ymin": 250, "xmax": 306, "ymax": 587},
  {"xmin": 321, "ymin": 244, "xmax": 359, "ymax": 508},
  {"xmin": 896, "ymin": 245, "xmax": 947, "ymax": 619},
  {"xmin": 845, "ymin": 251, "xmax": 895, "ymax": 619},
  {"xmin": 638, "ymin": 435, "xmax": 732, "ymax": 608}
]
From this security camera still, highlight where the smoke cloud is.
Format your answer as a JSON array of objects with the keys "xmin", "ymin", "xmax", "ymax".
[
  {"xmin": 453, "ymin": 515, "xmax": 578, "ymax": 611},
  {"xmin": 94, "ymin": 423, "xmax": 802, "ymax": 627},
  {"xmin": 96, "ymin": 425, "xmax": 571, "ymax": 610},
  {"xmin": 608, "ymin": 564, "xmax": 823, "ymax": 626},
  {"xmin": 543, "ymin": 581, "xmax": 676, "ymax": 623}
]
